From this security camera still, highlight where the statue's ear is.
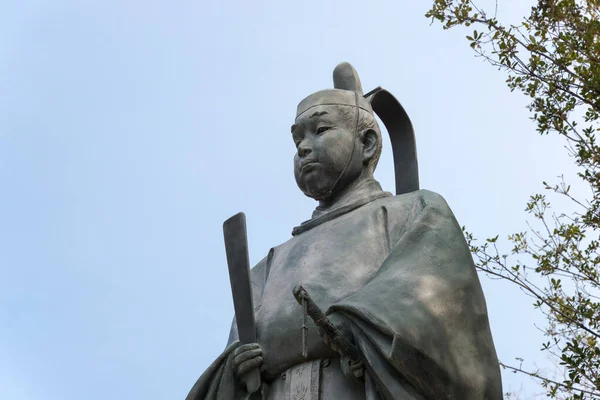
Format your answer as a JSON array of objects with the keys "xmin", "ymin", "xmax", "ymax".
[{"xmin": 360, "ymin": 129, "xmax": 379, "ymax": 165}]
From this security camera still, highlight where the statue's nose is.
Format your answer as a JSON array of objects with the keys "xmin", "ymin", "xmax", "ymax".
[{"xmin": 298, "ymin": 143, "xmax": 312, "ymax": 158}]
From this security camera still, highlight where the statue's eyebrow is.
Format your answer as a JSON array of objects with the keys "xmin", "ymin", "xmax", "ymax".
[
  {"xmin": 291, "ymin": 111, "xmax": 329, "ymax": 133},
  {"xmin": 310, "ymin": 111, "xmax": 328, "ymax": 119}
]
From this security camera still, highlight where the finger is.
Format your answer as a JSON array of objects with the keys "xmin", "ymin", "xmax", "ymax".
[
  {"xmin": 237, "ymin": 356, "xmax": 264, "ymax": 376},
  {"xmin": 350, "ymin": 360, "xmax": 363, "ymax": 371},
  {"xmin": 233, "ymin": 343, "xmax": 260, "ymax": 357},
  {"xmin": 351, "ymin": 361, "xmax": 364, "ymax": 379},
  {"xmin": 234, "ymin": 348, "xmax": 263, "ymax": 367}
]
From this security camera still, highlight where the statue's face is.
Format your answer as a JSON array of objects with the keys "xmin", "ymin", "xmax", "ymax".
[{"xmin": 291, "ymin": 105, "xmax": 363, "ymax": 200}]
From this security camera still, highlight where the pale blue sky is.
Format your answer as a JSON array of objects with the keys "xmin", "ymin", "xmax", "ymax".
[{"xmin": 1, "ymin": 1, "xmax": 583, "ymax": 399}]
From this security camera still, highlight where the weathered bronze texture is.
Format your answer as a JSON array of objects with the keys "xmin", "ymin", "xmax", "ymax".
[{"xmin": 186, "ymin": 62, "xmax": 503, "ymax": 400}]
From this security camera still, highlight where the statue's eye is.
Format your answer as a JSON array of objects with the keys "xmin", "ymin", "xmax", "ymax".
[{"xmin": 316, "ymin": 126, "xmax": 331, "ymax": 135}]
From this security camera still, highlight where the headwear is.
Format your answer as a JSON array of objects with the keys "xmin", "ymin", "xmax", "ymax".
[
  {"xmin": 295, "ymin": 62, "xmax": 420, "ymax": 196},
  {"xmin": 296, "ymin": 62, "xmax": 372, "ymax": 118}
]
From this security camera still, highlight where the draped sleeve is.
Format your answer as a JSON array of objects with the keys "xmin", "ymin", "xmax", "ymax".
[{"xmin": 327, "ymin": 190, "xmax": 503, "ymax": 400}]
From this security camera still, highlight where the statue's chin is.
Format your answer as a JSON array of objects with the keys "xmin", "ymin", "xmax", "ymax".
[
  {"xmin": 299, "ymin": 183, "xmax": 333, "ymax": 201},
  {"xmin": 295, "ymin": 170, "xmax": 339, "ymax": 201}
]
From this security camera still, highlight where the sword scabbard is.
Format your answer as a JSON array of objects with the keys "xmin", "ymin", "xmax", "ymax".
[{"xmin": 292, "ymin": 285, "xmax": 362, "ymax": 363}]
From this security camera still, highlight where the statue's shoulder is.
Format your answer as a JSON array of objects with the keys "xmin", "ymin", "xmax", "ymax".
[
  {"xmin": 375, "ymin": 190, "xmax": 456, "ymax": 235},
  {"xmin": 378, "ymin": 189, "xmax": 450, "ymax": 212},
  {"xmin": 374, "ymin": 190, "xmax": 458, "ymax": 245}
]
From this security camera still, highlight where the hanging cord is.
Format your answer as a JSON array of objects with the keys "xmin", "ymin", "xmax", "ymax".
[
  {"xmin": 323, "ymin": 91, "xmax": 361, "ymax": 199},
  {"xmin": 301, "ymin": 293, "xmax": 308, "ymax": 359}
]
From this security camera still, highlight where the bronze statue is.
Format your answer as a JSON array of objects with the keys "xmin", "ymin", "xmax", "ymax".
[{"xmin": 186, "ymin": 62, "xmax": 503, "ymax": 399}]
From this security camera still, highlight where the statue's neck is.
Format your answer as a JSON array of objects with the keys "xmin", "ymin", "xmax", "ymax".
[{"xmin": 313, "ymin": 170, "xmax": 383, "ymax": 219}]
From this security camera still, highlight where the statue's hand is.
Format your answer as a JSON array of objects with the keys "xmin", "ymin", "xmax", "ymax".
[
  {"xmin": 317, "ymin": 313, "xmax": 365, "ymax": 382},
  {"xmin": 233, "ymin": 343, "xmax": 264, "ymax": 383},
  {"xmin": 341, "ymin": 356, "xmax": 364, "ymax": 381},
  {"xmin": 317, "ymin": 313, "xmax": 352, "ymax": 355}
]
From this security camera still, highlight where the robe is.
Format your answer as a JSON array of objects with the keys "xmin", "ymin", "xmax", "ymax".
[{"xmin": 186, "ymin": 184, "xmax": 503, "ymax": 399}]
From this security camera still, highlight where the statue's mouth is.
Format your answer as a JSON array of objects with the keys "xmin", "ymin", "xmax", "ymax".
[{"xmin": 301, "ymin": 162, "xmax": 318, "ymax": 172}]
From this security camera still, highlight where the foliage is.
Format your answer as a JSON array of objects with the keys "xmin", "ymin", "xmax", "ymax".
[{"xmin": 426, "ymin": 0, "xmax": 600, "ymax": 398}]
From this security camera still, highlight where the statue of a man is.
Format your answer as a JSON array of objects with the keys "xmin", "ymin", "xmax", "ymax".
[{"xmin": 186, "ymin": 63, "xmax": 503, "ymax": 399}]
